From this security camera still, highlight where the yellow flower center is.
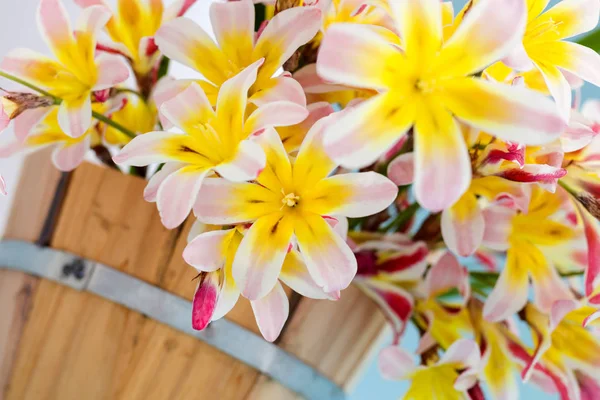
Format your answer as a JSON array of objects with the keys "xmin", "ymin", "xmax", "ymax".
[
  {"xmin": 281, "ymin": 192, "xmax": 300, "ymax": 208},
  {"xmin": 526, "ymin": 18, "xmax": 563, "ymax": 42}
]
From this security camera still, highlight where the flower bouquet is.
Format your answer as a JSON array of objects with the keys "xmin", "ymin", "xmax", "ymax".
[{"xmin": 1, "ymin": 0, "xmax": 600, "ymax": 399}]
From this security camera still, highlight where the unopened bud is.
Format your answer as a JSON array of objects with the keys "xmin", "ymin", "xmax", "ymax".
[
  {"xmin": 577, "ymin": 193, "xmax": 600, "ymax": 220},
  {"xmin": 0, "ymin": 92, "xmax": 54, "ymax": 120}
]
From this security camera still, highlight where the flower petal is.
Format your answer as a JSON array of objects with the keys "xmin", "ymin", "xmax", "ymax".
[
  {"xmin": 575, "ymin": 202, "xmax": 600, "ymax": 304},
  {"xmin": 0, "ymin": 175, "xmax": 6, "ymax": 196},
  {"xmin": 528, "ymin": 246, "xmax": 574, "ymax": 312},
  {"xmin": 537, "ymin": 41, "xmax": 600, "ymax": 89},
  {"xmin": 538, "ymin": 0, "xmax": 600, "ymax": 39},
  {"xmin": 160, "ymin": 82, "xmax": 215, "ymax": 132},
  {"xmin": 93, "ymin": 53, "xmax": 130, "ymax": 91},
  {"xmin": 378, "ymin": 346, "xmax": 415, "ymax": 380},
  {"xmin": 279, "ymin": 250, "xmax": 330, "ymax": 300},
  {"xmin": 212, "ymin": 258, "xmax": 241, "ymax": 321},
  {"xmin": 387, "ymin": 152, "xmax": 414, "ymax": 186},
  {"xmin": 183, "ymin": 228, "xmax": 235, "ymax": 272},
  {"xmin": 244, "ymin": 101, "xmax": 309, "ymax": 135},
  {"xmin": 434, "ymin": 0, "xmax": 526, "ymax": 77},
  {"xmin": 164, "ymin": 0, "xmax": 198, "ymax": 19},
  {"xmin": 113, "ymin": 131, "xmax": 187, "ymax": 166},
  {"xmin": 251, "ymin": 281, "xmax": 289, "ymax": 342},
  {"xmin": 254, "ymin": 127, "xmax": 293, "ymax": 192},
  {"xmin": 295, "ymin": 213, "xmax": 357, "ymax": 293},
  {"xmin": 483, "ymin": 248, "xmax": 530, "ymax": 322},
  {"xmin": 51, "ymin": 135, "xmax": 90, "ymax": 171},
  {"xmin": 440, "ymin": 77, "xmax": 566, "ymax": 144},
  {"xmin": 209, "ymin": 0, "xmax": 254, "ymax": 69},
  {"xmin": 249, "ymin": 74, "xmax": 306, "ymax": 107},
  {"xmin": 13, "ymin": 107, "xmax": 53, "ymax": 142},
  {"xmin": 214, "ymin": 139, "xmax": 266, "ymax": 182},
  {"xmin": 441, "ymin": 193, "xmax": 485, "ymax": 257},
  {"xmin": 482, "ymin": 204, "xmax": 517, "ymax": 251},
  {"xmin": 413, "ymin": 102, "xmax": 471, "ymax": 212},
  {"xmin": 37, "ymin": 0, "xmax": 76, "ymax": 68},
  {"xmin": 305, "ymin": 171, "xmax": 398, "ymax": 218},
  {"xmin": 0, "ymin": 48, "xmax": 70, "ymax": 90},
  {"xmin": 194, "ymin": 178, "xmax": 279, "ymax": 225},
  {"xmin": 143, "ymin": 162, "xmax": 184, "ymax": 202},
  {"xmin": 503, "ymin": 41, "xmax": 534, "ymax": 71},
  {"xmin": 156, "ymin": 166, "xmax": 209, "ymax": 229},
  {"xmin": 533, "ymin": 59, "xmax": 572, "ymax": 120},
  {"xmin": 191, "ymin": 271, "xmax": 220, "ymax": 330},
  {"xmin": 57, "ymin": 95, "xmax": 92, "ymax": 138},
  {"xmin": 317, "ymin": 23, "xmax": 406, "ymax": 91},
  {"xmin": 233, "ymin": 213, "xmax": 294, "ymax": 300},
  {"xmin": 439, "ymin": 339, "xmax": 481, "ymax": 391},
  {"xmin": 323, "ymin": 92, "xmax": 416, "ymax": 169},
  {"xmin": 425, "ymin": 251, "xmax": 470, "ymax": 301},
  {"xmin": 155, "ymin": 17, "xmax": 229, "ymax": 85},
  {"xmin": 252, "ymin": 6, "xmax": 321, "ymax": 82}
]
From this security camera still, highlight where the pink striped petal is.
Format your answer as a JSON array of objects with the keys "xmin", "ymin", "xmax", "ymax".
[
  {"xmin": 305, "ymin": 171, "xmax": 398, "ymax": 218},
  {"xmin": 295, "ymin": 213, "xmax": 357, "ymax": 293},
  {"xmin": 0, "ymin": 175, "xmax": 6, "ymax": 196},
  {"xmin": 210, "ymin": 0, "xmax": 254, "ymax": 67},
  {"xmin": 144, "ymin": 163, "xmax": 184, "ymax": 202},
  {"xmin": 57, "ymin": 95, "xmax": 92, "ymax": 138},
  {"xmin": 164, "ymin": 0, "xmax": 198, "ymax": 19},
  {"xmin": 561, "ymin": 110, "xmax": 596, "ymax": 152},
  {"xmin": 51, "ymin": 135, "xmax": 90, "ymax": 171},
  {"xmin": 530, "ymin": 260, "xmax": 575, "ymax": 312},
  {"xmin": 425, "ymin": 252, "xmax": 470, "ymax": 301},
  {"xmin": 280, "ymin": 250, "xmax": 331, "ymax": 300},
  {"xmin": 183, "ymin": 229, "xmax": 235, "ymax": 272},
  {"xmin": 378, "ymin": 346, "xmax": 415, "ymax": 380},
  {"xmin": 549, "ymin": 299, "xmax": 578, "ymax": 331},
  {"xmin": 413, "ymin": 106, "xmax": 471, "ymax": 212},
  {"xmin": 214, "ymin": 139, "xmax": 266, "ymax": 182},
  {"xmin": 323, "ymin": 93, "xmax": 415, "ymax": 169},
  {"xmin": 37, "ymin": 0, "xmax": 75, "ymax": 66},
  {"xmin": 482, "ymin": 205, "xmax": 517, "ymax": 251},
  {"xmin": 13, "ymin": 107, "xmax": 52, "ymax": 142},
  {"xmin": 441, "ymin": 194, "xmax": 485, "ymax": 257},
  {"xmin": 191, "ymin": 271, "xmax": 220, "ymax": 330},
  {"xmin": 93, "ymin": 53, "xmax": 130, "ymax": 91},
  {"xmin": 317, "ymin": 23, "xmax": 404, "ymax": 91},
  {"xmin": 439, "ymin": 77, "xmax": 566, "ymax": 145},
  {"xmin": 355, "ymin": 241, "xmax": 428, "ymax": 281},
  {"xmin": 435, "ymin": 0, "xmax": 527, "ymax": 77},
  {"xmin": 252, "ymin": 6, "xmax": 321, "ymax": 80},
  {"xmin": 576, "ymin": 202, "xmax": 600, "ymax": 304},
  {"xmin": 483, "ymin": 250, "xmax": 529, "ymax": 322},
  {"xmin": 233, "ymin": 213, "xmax": 294, "ymax": 300},
  {"xmin": 75, "ymin": 4, "xmax": 110, "ymax": 35},
  {"xmin": 498, "ymin": 164, "xmax": 567, "ymax": 191},
  {"xmin": 251, "ymin": 281, "xmax": 289, "ymax": 342},
  {"xmin": 152, "ymin": 78, "xmax": 196, "ymax": 129},
  {"xmin": 156, "ymin": 166, "xmax": 209, "ymax": 229},
  {"xmin": 113, "ymin": 131, "xmax": 183, "ymax": 166},
  {"xmin": 293, "ymin": 63, "xmax": 347, "ymax": 95},
  {"xmin": 387, "ymin": 153, "xmax": 414, "ymax": 186},
  {"xmin": 250, "ymin": 74, "xmax": 306, "ymax": 107}
]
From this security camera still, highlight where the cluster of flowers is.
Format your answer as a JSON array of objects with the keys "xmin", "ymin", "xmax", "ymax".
[{"xmin": 2, "ymin": 0, "xmax": 600, "ymax": 398}]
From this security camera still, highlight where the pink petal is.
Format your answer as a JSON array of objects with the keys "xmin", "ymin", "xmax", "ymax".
[
  {"xmin": 93, "ymin": 53, "xmax": 130, "ymax": 91},
  {"xmin": 232, "ymin": 213, "xmax": 294, "ymax": 300},
  {"xmin": 530, "ymin": 261, "xmax": 575, "ymax": 313},
  {"xmin": 209, "ymin": 0, "xmax": 254, "ymax": 66},
  {"xmin": 441, "ymin": 195, "xmax": 485, "ymax": 257},
  {"xmin": 250, "ymin": 281, "xmax": 289, "ymax": 342},
  {"xmin": 306, "ymin": 171, "xmax": 398, "ymax": 218},
  {"xmin": 212, "ymin": 263, "xmax": 241, "ymax": 321},
  {"xmin": 160, "ymin": 82, "xmax": 214, "ymax": 130},
  {"xmin": 295, "ymin": 213, "xmax": 357, "ymax": 293},
  {"xmin": 214, "ymin": 139, "xmax": 266, "ymax": 182},
  {"xmin": 113, "ymin": 131, "xmax": 183, "ymax": 166},
  {"xmin": 0, "ymin": 175, "xmax": 6, "ymax": 196},
  {"xmin": 183, "ymin": 229, "xmax": 235, "ymax": 272},
  {"xmin": 576, "ymin": 202, "xmax": 600, "ymax": 304},
  {"xmin": 503, "ymin": 41, "xmax": 534, "ymax": 71},
  {"xmin": 549, "ymin": 299, "xmax": 578, "ymax": 331},
  {"xmin": 13, "ymin": 107, "xmax": 53, "ymax": 142},
  {"xmin": 413, "ymin": 107, "xmax": 471, "ymax": 212},
  {"xmin": 156, "ymin": 166, "xmax": 209, "ymax": 229},
  {"xmin": 191, "ymin": 271, "xmax": 220, "ymax": 330},
  {"xmin": 440, "ymin": 339, "xmax": 481, "ymax": 391},
  {"xmin": 534, "ymin": 60, "xmax": 572, "ymax": 121},
  {"xmin": 57, "ymin": 95, "xmax": 92, "ymax": 138},
  {"xmin": 482, "ymin": 205, "xmax": 516, "ymax": 251},
  {"xmin": 249, "ymin": 74, "xmax": 306, "ymax": 107},
  {"xmin": 143, "ymin": 162, "xmax": 184, "ymax": 202},
  {"xmin": 279, "ymin": 250, "xmax": 331, "ymax": 300},
  {"xmin": 378, "ymin": 346, "xmax": 415, "ymax": 380},
  {"xmin": 152, "ymin": 78, "xmax": 196, "ymax": 129},
  {"xmin": 252, "ymin": 6, "xmax": 321, "ymax": 79},
  {"xmin": 51, "ymin": 135, "xmax": 90, "ymax": 171},
  {"xmin": 36, "ymin": 0, "xmax": 75, "ymax": 64},
  {"xmin": 498, "ymin": 164, "xmax": 567, "ymax": 191},
  {"xmin": 387, "ymin": 152, "xmax": 414, "ymax": 186},
  {"xmin": 425, "ymin": 252, "xmax": 470, "ymax": 301},
  {"xmin": 244, "ymin": 101, "xmax": 308, "ymax": 135},
  {"xmin": 561, "ymin": 110, "xmax": 596, "ymax": 152},
  {"xmin": 75, "ymin": 4, "xmax": 110, "ymax": 35},
  {"xmin": 483, "ymin": 250, "xmax": 529, "ymax": 322},
  {"xmin": 164, "ymin": 0, "xmax": 198, "ymax": 19}
]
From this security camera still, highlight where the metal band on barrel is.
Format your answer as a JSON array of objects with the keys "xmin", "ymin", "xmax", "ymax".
[{"xmin": 0, "ymin": 240, "xmax": 346, "ymax": 400}]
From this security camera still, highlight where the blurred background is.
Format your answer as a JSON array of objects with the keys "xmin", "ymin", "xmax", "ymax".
[{"xmin": 0, "ymin": 1, "xmax": 597, "ymax": 399}]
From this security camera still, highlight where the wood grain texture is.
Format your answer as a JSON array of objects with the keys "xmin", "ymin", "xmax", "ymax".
[
  {"xmin": 0, "ymin": 150, "xmax": 62, "ymax": 397},
  {"xmin": 5, "ymin": 163, "xmax": 260, "ymax": 400}
]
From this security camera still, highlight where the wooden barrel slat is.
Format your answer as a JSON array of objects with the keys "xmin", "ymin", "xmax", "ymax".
[{"xmin": 1, "ymin": 162, "xmax": 386, "ymax": 400}]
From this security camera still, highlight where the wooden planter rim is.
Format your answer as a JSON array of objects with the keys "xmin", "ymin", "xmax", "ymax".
[{"xmin": 0, "ymin": 240, "xmax": 346, "ymax": 400}]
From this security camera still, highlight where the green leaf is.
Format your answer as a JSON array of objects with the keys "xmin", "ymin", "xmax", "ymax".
[
  {"xmin": 577, "ymin": 28, "xmax": 600, "ymax": 53},
  {"xmin": 157, "ymin": 56, "xmax": 171, "ymax": 81}
]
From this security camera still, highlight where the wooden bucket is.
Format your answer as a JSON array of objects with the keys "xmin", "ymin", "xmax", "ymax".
[{"xmin": 0, "ymin": 155, "xmax": 386, "ymax": 400}]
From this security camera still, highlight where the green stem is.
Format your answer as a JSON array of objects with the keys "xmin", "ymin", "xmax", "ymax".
[
  {"xmin": 0, "ymin": 70, "xmax": 136, "ymax": 139},
  {"xmin": 471, "ymin": 269, "xmax": 584, "ymax": 286},
  {"xmin": 558, "ymin": 179, "xmax": 579, "ymax": 198}
]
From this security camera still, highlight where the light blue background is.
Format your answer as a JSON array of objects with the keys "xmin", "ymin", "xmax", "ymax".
[{"xmin": 348, "ymin": 1, "xmax": 599, "ymax": 398}]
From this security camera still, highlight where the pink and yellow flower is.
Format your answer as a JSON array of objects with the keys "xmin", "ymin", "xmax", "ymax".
[
  {"xmin": 317, "ymin": 0, "xmax": 565, "ymax": 211},
  {"xmin": 183, "ymin": 222, "xmax": 333, "ymax": 342},
  {"xmin": 75, "ymin": 0, "xmax": 197, "ymax": 76},
  {"xmin": 482, "ymin": 188, "xmax": 578, "ymax": 322},
  {"xmin": 114, "ymin": 60, "xmax": 308, "ymax": 229},
  {"xmin": 379, "ymin": 338, "xmax": 481, "ymax": 400},
  {"xmin": 0, "ymin": 0, "xmax": 130, "ymax": 138},
  {"xmin": 193, "ymin": 116, "xmax": 398, "ymax": 300},
  {"xmin": 503, "ymin": 0, "xmax": 600, "ymax": 118},
  {"xmin": 154, "ymin": 0, "xmax": 320, "ymax": 105}
]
